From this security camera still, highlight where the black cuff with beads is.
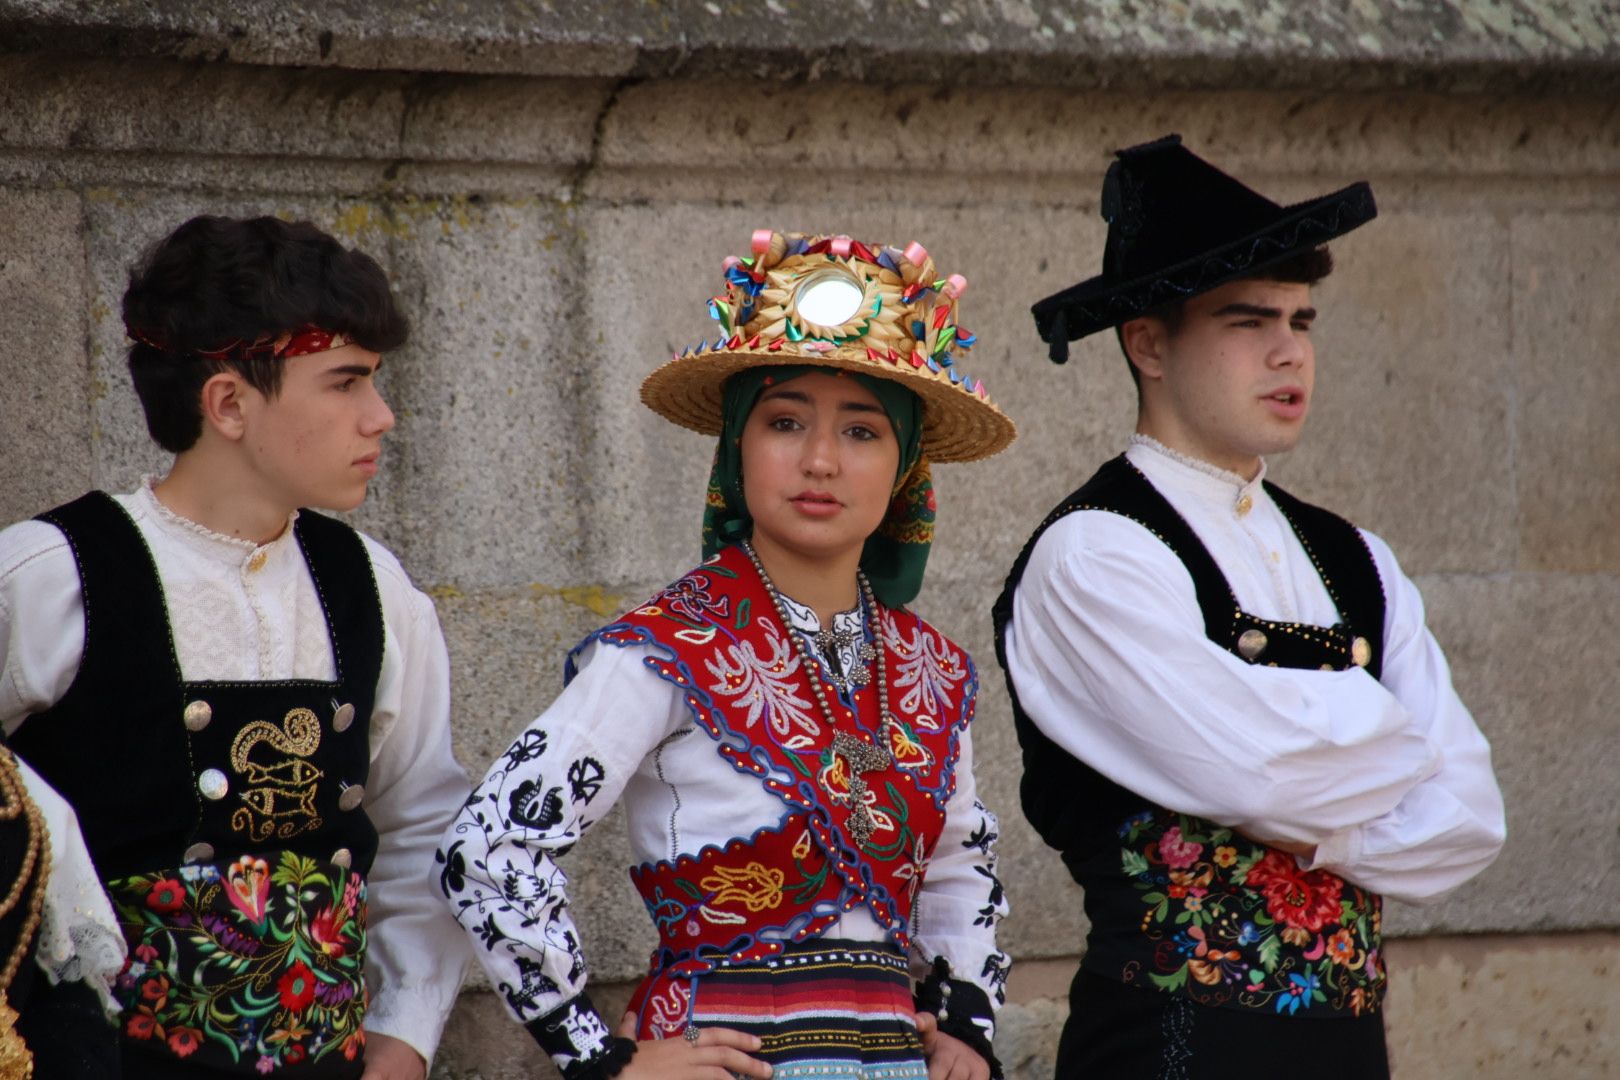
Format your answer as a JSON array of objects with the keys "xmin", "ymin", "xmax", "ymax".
[{"xmin": 915, "ymin": 957, "xmax": 1004, "ymax": 1079}]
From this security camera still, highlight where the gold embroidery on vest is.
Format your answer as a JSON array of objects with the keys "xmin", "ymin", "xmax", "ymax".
[{"xmin": 229, "ymin": 707, "xmax": 324, "ymax": 842}]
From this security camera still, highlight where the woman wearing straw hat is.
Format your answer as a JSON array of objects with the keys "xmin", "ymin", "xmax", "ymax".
[{"xmin": 440, "ymin": 230, "xmax": 1015, "ymax": 1080}]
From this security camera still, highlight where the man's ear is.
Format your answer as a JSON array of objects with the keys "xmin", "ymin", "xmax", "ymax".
[
  {"xmin": 199, "ymin": 372, "xmax": 249, "ymax": 442},
  {"xmin": 1120, "ymin": 317, "xmax": 1166, "ymax": 383}
]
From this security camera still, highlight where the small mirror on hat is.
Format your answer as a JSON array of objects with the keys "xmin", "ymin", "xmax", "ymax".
[{"xmin": 793, "ymin": 270, "xmax": 865, "ymax": 332}]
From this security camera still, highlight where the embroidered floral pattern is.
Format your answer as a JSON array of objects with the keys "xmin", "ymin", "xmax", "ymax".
[
  {"xmin": 634, "ymin": 779, "xmax": 942, "ymax": 978},
  {"xmin": 886, "ymin": 721, "xmax": 935, "ymax": 771},
  {"xmin": 614, "ymin": 548, "xmax": 983, "ymax": 984},
  {"xmin": 704, "ymin": 617, "xmax": 820, "ymax": 742},
  {"xmin": 1120, "ymin": 812, "xmax": 1383, "ymax": 1016},
  {"xmin": 1244, "ymin": 850, "xmax": 1345, "ymax": 940},
  {"xmin": 642, "ymin": 978, "xmax": 693, "ymax": 1039},
  {"xmin": 877, "ymin": 461, "xmax": 938, "ymax": 547},
  {"xmin": 110, "ymin": 853, "xmax": 367, "ymax": 1072},
  {"xmin": 442, "ymin": 735, "xmax": 597, "ymax": 1023},
  {"xmin": 635, "ymin": 815, "xmax": 840, "ymax": 969},
  {"xmin": 224, "ymin": 854, "xmax": 271, "ymax": 924},
  {"xmin": 658, "ymin": 571, "xmax": 734, "ymax": 625},
  {"xmin": 698, "ymin": 861, "xmax": 787, "ymax": 913},
  {"xmin": 884, "ymin": 613, "xmax": 969, "ymax": 724}
]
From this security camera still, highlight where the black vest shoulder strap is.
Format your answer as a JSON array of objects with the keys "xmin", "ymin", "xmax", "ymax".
[
  {"xmin": 990, "ymin": 457, "xmax": 1184, "ymax": 862},
  {"xmin": 993, "ymin": 455, "xmax": 1240, "ymax": 663},
  {"xmin": 291, "ymin": 510, "xmax": 385, "ymax": 695},
  {"xmin": 994, "ymin": 458, "xmax": 1388, "ymax": 678},
  {"xmin": 30, "ymin": 491, "xmax": 181, "ymax": 705},
  {"xmin": 14, "ymin": 493, "xmax": 191, "ymax": 853},
  {"xmin": 1070, "ymin": 456, "xmax": 1241, "ymax": 641},
  {"xmin": 1263, "ymin": 481, "xmax": 1387, "ymax": 681},
  {"xmin": 20, "ymin": 498, "xmax": 387, "ymax": 729}
]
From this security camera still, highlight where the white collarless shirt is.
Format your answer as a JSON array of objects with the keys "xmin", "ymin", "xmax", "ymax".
[{"xmin": 1003, "ymin": 438, "xmax": 1505, "ymax": 903}]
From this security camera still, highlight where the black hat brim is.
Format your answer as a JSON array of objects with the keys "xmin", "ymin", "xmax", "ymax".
[{"xmin": 1033, "ymin": 181, "xmax": 1376, "ymax": 348}]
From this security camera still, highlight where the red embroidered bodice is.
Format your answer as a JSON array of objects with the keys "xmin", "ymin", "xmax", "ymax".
[{"xmin": 571, "ymin": 546, "xmax": 976, "ymax": 983}]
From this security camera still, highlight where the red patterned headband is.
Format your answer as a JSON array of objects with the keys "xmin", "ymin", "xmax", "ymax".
[{"xmin": 128, "ymin": 323, "xmax": 352, "ymax": 362}]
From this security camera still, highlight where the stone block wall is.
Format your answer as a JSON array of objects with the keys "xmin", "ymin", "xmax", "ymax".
[{"xmin": 1, "ymin": 9, "xmax": 1617, "ymax": 1075}]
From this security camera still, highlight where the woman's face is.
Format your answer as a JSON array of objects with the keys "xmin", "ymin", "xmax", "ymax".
[{"xmin": 739, "ymin": 371, "xmax": 901, "ymax": 567}]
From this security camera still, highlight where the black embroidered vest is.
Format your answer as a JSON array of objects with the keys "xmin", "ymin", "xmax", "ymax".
[
  {"xmin": 992, "ymin": 456, "xmax": 1391, "ymax": 1018},
  {"xmin": 15, "ymin": 493, "xmax": 383, "ymax": 1075}
]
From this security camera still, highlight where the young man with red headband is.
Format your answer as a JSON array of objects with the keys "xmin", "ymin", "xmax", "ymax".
[
  {"xmin": 0, "ymin": 215, "xmax": 470, "ymax": 1079},
  {"xmin": 994, "ymin": 137, "xmax": 1506, "ymax": 1077}
]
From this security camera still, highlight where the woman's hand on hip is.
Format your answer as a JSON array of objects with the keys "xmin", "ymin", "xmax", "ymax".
[
  {"xmin": 915, "ymin": 1010, "xmax": 990, "ymax": 1080},
  {"xmin": 615, "ymin": 1010, "xmax": 773, "ymax": 1079}
]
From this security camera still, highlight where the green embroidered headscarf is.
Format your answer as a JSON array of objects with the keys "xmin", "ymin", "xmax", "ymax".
[{"xmin": 700, "ymin": 365, "xmax": 936, "ymax": 608}]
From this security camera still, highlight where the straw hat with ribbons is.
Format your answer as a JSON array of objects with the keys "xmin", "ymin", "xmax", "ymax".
[{"xmin": 641, "ymin": 229, "xmax": 1016, "ymax": 464}]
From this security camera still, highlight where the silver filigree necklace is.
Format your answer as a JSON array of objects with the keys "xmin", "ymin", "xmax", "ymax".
[{"xmin": 741, "ymin": 540, "xmax": 898, "ymax": 848}]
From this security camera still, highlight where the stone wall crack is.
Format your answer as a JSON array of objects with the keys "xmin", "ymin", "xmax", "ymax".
[{"xmin": 566, "ymin": 74, "xmax": 642, "ymax": 206}]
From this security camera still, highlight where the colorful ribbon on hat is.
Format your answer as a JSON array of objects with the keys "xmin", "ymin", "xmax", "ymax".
[{"xmin": 128, "ymin": 323, "xmax": 351, "ymax": 362}]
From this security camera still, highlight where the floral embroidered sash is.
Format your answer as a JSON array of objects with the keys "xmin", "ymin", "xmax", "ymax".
[
  {"xmin": 572, "ymin": 545, "xmax": 975, "ymax": 982},
  {"xmin": 1093, "ymin": 811, "xmax": 1385, "ymax": 1017},
  {"xmin": 110, "ymin": 852, "xmax": 368, "ymax": 1073}
]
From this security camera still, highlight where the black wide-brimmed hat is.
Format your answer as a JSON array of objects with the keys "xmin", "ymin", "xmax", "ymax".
[{"xmin": 1032, "ymin": 134, "xmax": 1377, "ymax": 363}]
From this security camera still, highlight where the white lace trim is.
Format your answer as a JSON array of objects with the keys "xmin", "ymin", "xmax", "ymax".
[
  {"xmin": 35, "ymin": 911, "xmax": 124, "ymax": 1016},
  {"xmin": 1129, "ymin": 433, "xmax": 1266, "ymax": 490},
  {"xmin": 17, "ymin": 759, "xmax": 125, "ymax": 1017},
  {"xmin": 137, "ymin": 475, "xmax": 299, "ymax": 562}
]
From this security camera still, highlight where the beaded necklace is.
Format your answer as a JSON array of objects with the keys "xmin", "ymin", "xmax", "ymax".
[
  {"xmin": 0, "ymin": 747, "xmax": 48, "ymax": 1076},
  {"xmin": 740, "ymin": 540, "xmax": 898, "ymax": 848}
]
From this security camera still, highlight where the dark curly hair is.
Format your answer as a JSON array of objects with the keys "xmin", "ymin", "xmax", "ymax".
[{"xmin": 122, "ymin": 215, "xmax": 409, "ymax": 453}]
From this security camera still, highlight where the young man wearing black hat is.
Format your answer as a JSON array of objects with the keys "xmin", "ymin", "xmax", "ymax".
[{"xmin": 993, "ymin": 136, "xmax": 1505, "ymax": 1077}]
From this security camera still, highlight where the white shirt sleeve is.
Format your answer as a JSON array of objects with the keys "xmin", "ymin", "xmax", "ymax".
[
  {"xmin": 0, "ymin": 520, "xmax": 86, "ymax": 731},
  {"xmin": 1304, "ymin": 532, "xmax": 1506, "ymax": 902},
  {"xmin": 439, "ymin": 639, "xmax": 686, "ymax": 1026},
  {"xmin": 908, "ymin": 725, "xmax": 1010, "ymax": 1026},
  {"xmin": 1005, "ymin": 510, "xmax": 1443, "ymax": 847},
  {"xmin": 356, "ymin": 543, "xmax": 475, "ymax": 1062},
  {"xmin": 16, "ymin": 756, "xmax": 126, "ymax": 1012}
]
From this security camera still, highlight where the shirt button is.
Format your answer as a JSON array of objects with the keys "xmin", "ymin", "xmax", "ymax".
[
  {"xmin": 1236, "ymin": 628, "xmax": 1268, "ymax": 660},
  {"xmin": 246, "ymin": 550, "xmax": 267, "ymax": 573},
  {"xmin": 183, "ymin": 700, "xmax": 213, "ymax": 731},
  {"xmin": 1235, "ymin": 492, "xmax": 1254, "ymax": 517},
  {"xmin": 198, "ymin": 769, "xmax": 229, "ymax": 800}
]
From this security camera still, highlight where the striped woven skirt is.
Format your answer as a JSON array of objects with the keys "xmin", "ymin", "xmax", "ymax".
[{"xmin": 633, "ymin": 939, "xmax": 928, "ymax": 1079}]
